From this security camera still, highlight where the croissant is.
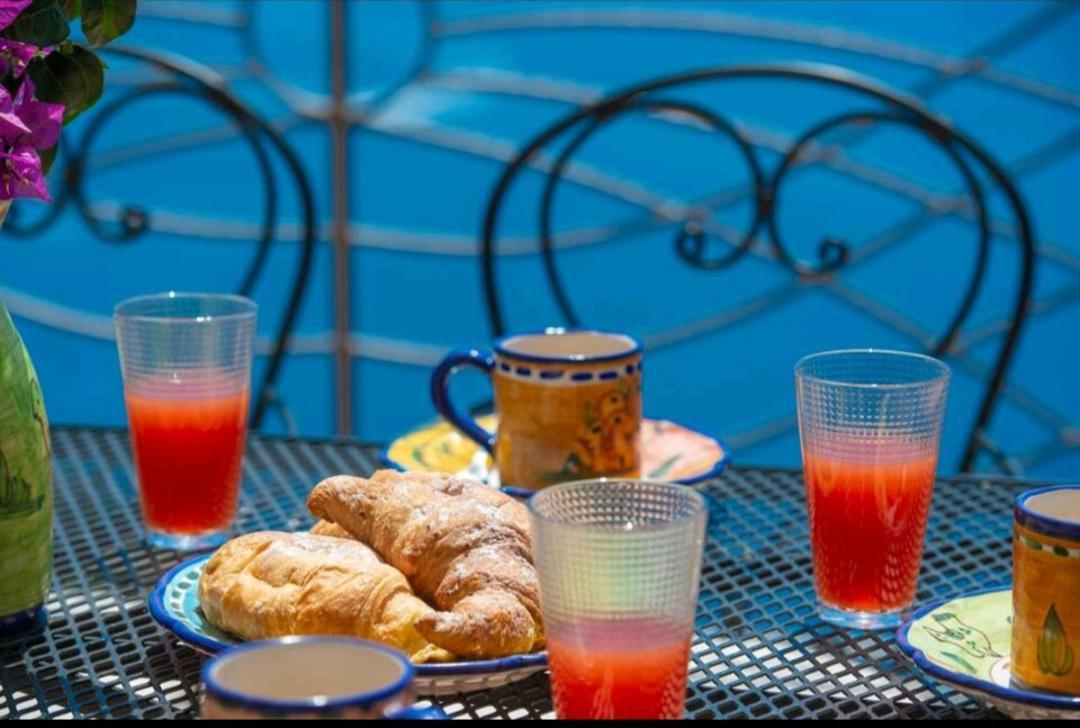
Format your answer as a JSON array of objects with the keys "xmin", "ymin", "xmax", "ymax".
[
  {"xmin": 197, "ymin": 531, "xmax": 455, "ymax": 663},
  {"xmin": 307, "ymin": 471, "xmax": 544, "ymax": 659},
  {"xmin": 380, "ymin": 471, "xmax": 532, "ymax": 538},
  {"xmin": 310, "ymin": 519, "xmax": 352, "ymax": 539},
  {"xmin": 319, "ymin": 470, "xmax": 533, "ymax": 547}
]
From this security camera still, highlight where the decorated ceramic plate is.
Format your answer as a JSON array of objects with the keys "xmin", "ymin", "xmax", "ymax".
[
  {"xmin": 381, "ymin": 415, "xmax": 729, "ymax": 493},
  {"xmin": 148, "ymin": 555, "xmax": 548, "ymax": 695},
  {"xmin": 897, "ymin": 587, "xmax": 1080, "ymax": 720}
]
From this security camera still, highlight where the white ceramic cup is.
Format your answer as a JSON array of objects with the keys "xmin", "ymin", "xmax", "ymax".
[{"xmin": 200, "ymin": 637, "xmax": 445, "ymax": 720}]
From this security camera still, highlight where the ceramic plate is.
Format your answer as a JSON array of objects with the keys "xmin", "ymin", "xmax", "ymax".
[
  {"xmin": 148, "ymin": 555, "xmax": 548, "ymax": 695},
  {"xmin": 381, "ymin": 415, "xmax": 729, "ymax": 493},
  {"xmin": 898, "ymin": 587, "xmax": 1080, "ymax": 720}
]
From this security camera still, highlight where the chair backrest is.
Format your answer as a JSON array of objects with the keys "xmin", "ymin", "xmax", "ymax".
[
  {"xmin": 3, "ymin": 46, "xmax": 317, "ymax": 432},
  {"xmin": 479, "ymin": 62, "xmax": 1036, "ymax": 473}
]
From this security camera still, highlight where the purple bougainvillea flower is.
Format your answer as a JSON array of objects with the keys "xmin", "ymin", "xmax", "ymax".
[
  {"xmin": 0, "ymin": 144, "xmax": 49, "ymax": 201},
  {"xmin": 0, "ymin": 85, "xmax": 31, "ymax": 144},
  {"xmin": 0, "ymin": 78, "xmax": 64, "ymax": 201},
  {"xmin": 0, "ymin": 39, "xmax": 42, "ymax": 78},
  {"xmin": 13, "ymin": 78, "xmax": 62, "ymax": 150},
  {"xmin": 0, "ymin": 0, "xmax": 31, "ymax": 32}
]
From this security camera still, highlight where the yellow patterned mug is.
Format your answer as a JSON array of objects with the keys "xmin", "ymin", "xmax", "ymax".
[
  {"xmin": 1012, "ymin": 485, "xmax": 1080, "ymax": 696},
  {"xmin": 431, "ymin": 329, "xmax": 643, "ymax": 489}
]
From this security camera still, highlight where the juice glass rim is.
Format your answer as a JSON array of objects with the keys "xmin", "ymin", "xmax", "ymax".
[
  {"xmin": 114, "ymin": 291, "xmax": 257, "ymax": 324},
  {"xmin": 527, "ymin": 478, "xmax": 707, "ymax": 533},
  {"xmin": 794, "ymin": 348, "xmax": 950, "ymax": 390}
]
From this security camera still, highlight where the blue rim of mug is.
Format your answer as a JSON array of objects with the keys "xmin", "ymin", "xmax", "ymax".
[
  {"xmin": 149, "ymin": 556, "xmax": 550, "ymax": 676},
  {"xmin": 201, "ymin": 636, "xmax": 414, "ymax": 713},
  {"xmin": 1014, "ymin": 484, "xmax": 1080, "ymax": 541},
  {"xmin": 493, "ymin": 327, "xmax": 643, "ymax": 365},
  {"xmin": 896, "ymin": 586, "xmax": 1080, "ymax": 713},
  {"xmin": 794, "ymin": 348, "xmax": 950, "ymax": 389},
  {"xmin": 114, "ymin": 291, "xmax": 257, "ymax": 323}
]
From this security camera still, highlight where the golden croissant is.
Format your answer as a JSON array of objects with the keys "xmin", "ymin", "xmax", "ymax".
[
  {"xmin": 387, "ymin": 471, "xmax": 532, "ymax": 538},
  {"xmin": 307, "ymin": 471, "xmax": 544, "ymax": 659},
  {"xmin": 197, "ymin": 530, "xmax": 455, "ymax": 663},
  {"xmin": 309, "ymin": 519, "xmax": 352, "ymax": 539}
]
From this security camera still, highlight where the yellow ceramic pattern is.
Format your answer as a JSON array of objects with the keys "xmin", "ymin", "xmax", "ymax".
[
  {"xmin": 1012, "ymin": 522, "xmax": 1080, "ymax": 696},
  {"xmin": 492, "ymin": 352, "xmax": 642, "ymax": 487},
  {"xmin": 385, "ymin": 416, "xmax": 726, "ymax": 485}
]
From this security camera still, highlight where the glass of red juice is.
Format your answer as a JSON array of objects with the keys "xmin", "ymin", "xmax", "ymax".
[
  {"xmin": 529, "ymin": 479, "xmax": 707, "ymax": 720},
  {"xmin": 115, "ymin": 292, "xmax": 256, "ymax": 551},
  {"xmin": 795, "ymin": 349, "xmax": 950, "ymax": 630}
]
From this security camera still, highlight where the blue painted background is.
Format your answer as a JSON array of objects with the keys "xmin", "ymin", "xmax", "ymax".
[{"xmin": 0, "ymin": 0, "xmax": 1076, "ymax": 476}]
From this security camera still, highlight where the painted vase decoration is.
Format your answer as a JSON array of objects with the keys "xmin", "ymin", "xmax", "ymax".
[
  {"xmin": 0, "ymin": 284, "xmax": 53, "ymax": 635},
  {"xmin": 1011, "ymin": 485, "xmax": 1080, "ymax": 696}
]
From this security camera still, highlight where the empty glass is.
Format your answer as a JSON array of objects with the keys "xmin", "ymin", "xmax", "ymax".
[
  {"xmin": 795, "ymin": 349, "xmax": 950, "ymax": 630},
  {"xmin": 115, "ymin": 292, "xmax": 256, "ymax": 550},
  {"xmin": 529, "ymin": 479, "xmax": 707, "ymax": 720}
]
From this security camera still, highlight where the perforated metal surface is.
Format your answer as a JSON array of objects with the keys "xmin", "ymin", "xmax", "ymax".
[{"xmin": 0, "ymin": 427, "xmax": 1028, "ymax": 719}]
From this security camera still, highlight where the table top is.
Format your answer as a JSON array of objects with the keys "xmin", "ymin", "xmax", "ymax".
[{"xmin": 0, "ymin": 426, "xmax": 1030, "ymax": 720}]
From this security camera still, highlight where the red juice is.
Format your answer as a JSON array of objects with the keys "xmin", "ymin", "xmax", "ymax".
[
  {"xmin": 547, "ymin": 618, "xmax": 691, "ymax": 720},
  {"xmin": 126, "ymin": 382, "xmax": 249, "ymax": 536},
  {"xmin": 803, "ymin": 444, "xmax": 938, "ymax": 613}
]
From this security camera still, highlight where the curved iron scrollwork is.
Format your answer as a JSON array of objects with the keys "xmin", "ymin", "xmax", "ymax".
[
  {"xmin": 480, "ymin": 62, "xmax": 1035, "ymax": 472},
  {"xmin": 3, "ymin": 46, "xmax": 317, "ymax": 432},
  {"xmin": 537, "ymin": 97, "xmax": 768, "ymax": 328}
]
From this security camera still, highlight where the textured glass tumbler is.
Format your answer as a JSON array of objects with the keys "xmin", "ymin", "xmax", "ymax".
[
  {"xmin": 795, "ymin": 349, "xmax": 949, "ymax": 630},
  {"xmin": 115, "ymin": 293, "xmax": 256, "ymax": 550},
  {"xmin": 529, "ymin": 479, "xmax": 707, "ymax": 720}
]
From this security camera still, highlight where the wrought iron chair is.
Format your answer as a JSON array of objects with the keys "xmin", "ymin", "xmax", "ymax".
[
  {"xmin": 479, "ymin": 62, "xmax": 1036, "ymax": 474},
  {"xmin": 3, "ymin": 46, "xmax": 317, "ymax": 432}
]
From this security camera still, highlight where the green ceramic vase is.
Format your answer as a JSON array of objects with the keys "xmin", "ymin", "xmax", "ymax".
[{"xmin": 0, "ymin": 204, "xmax": 53, "ymax": 636}]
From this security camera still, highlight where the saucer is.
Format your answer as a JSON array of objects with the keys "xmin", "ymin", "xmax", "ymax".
[
  {"xmin": 897, "ymin": 587, "xmax": 1080, "ymax": 720},
  {"xmin": 148, "ymin": 555, "xmax": 549, "ymax": 695},
  {"xmin": 381, "ymin": 415, "xmax": 729, "ymax": 491}
]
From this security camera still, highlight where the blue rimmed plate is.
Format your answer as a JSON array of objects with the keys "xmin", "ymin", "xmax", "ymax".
[
  {"xmin": 897, "ymin": 587, "xmax": 1080, "ymax": 720},
  {"xmin": 381, "ymin": 415, "xmax": 730, "ymax": 497},
  {"xmin": 148, "ymin": 555, "xmax": 548, "ymax": 695}
]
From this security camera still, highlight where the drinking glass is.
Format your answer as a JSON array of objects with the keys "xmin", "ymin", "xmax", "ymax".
[
  {"xmin": 529, "ymin": 479, "xmax": 707, "ymax": 720},
  {"xmin": 115, "ymin": 292, "xmax": 256, "ymax": 550},
  {"xmin": 795, "ymin": 349, "xmax": 950, "ymax": 630}
]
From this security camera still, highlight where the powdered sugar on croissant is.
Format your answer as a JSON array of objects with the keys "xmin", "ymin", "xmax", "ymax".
[{"xmin": 307, "ymin": 471, "xmax": 543, "ymax": 658}]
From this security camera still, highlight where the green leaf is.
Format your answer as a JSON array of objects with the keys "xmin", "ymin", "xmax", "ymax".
[
  {"xmin": 27, "ymin": 44, "xmax": 104, "ymax": 124},
  {"xmin": 941, "ymin": 651, "xmax": 977, "ymax": 676},
  {"xmin": 1037, "ymin": 604, "xmax": 1074, "ymax": 677},
  {"xmin": 5, "ymin": 0, "xmax": 71, "ymax": 47},
  {"xmin": 58, "ymin": 0, "xmax": 81, "ymax": 21},
  {"xmin": 648, "ymin": 454, "xmax": 681, "ymax": 480},
  {"xmin": 38, "ymin": 143, "xmax": 58, "ymax": 175},
  {"xmin": 80, "ymin": 0, "xmax": 136, "ymax": 46},
  {"xmin": 411, "ymin": 447, "xmax": 427, "ymax": 468}
]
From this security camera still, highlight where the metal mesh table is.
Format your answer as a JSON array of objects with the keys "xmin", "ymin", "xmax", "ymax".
[{"xmin": 0, "ymin": 426, "xmax": 1032, "ymax": 719}]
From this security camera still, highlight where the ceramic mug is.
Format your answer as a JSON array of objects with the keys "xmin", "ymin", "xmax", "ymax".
[
  {"xmin": 1012, "ymin": 485, "xmax": 1080, "ymax": 696},
  {"xmin": 200, "ymin": 637, "xmax": 445, "ymax": 720},
  {"xmin": 431, "ymin": 328, "xmax": 643, "ymax": 489}
]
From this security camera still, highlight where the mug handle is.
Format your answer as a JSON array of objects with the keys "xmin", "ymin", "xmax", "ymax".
[
  {"xmin": 387, "ymin": 705, "xmax": 448, "ymax": 720},
  {"xmin": 430, "ymin": 348, "xmax": 496, "ymax": 454}
]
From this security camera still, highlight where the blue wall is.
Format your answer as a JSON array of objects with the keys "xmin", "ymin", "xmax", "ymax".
[{"xmin": 1, "ymin": 1, "xmax": 1076, "ymax": 477}]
